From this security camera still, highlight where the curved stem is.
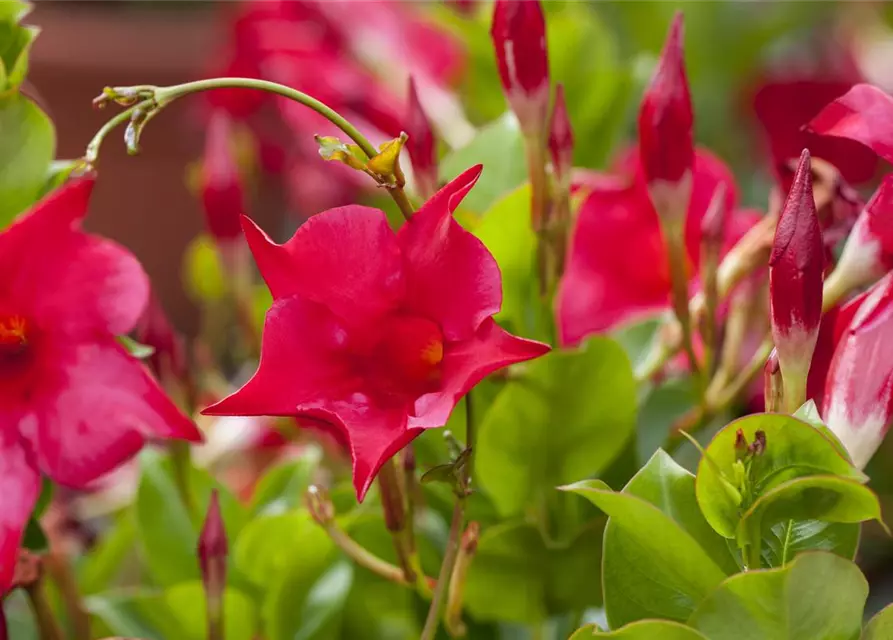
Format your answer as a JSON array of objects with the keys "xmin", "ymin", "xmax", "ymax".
[{"xmin": 84, "ymin": 100, "xmax": 151, "ymax": 165}]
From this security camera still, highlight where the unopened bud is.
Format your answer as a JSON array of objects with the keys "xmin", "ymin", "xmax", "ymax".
[
  {"xmin": 198, "ymin": 490, "xmax": 228, "ymax": 640},
  {"xmin": 405, "ymin": 77, "xmax": 438, "ymax": 199},
  {"xmin": 548, "ymin": 84, "xmax": 574, "ymax": 184},
  {"xmin": 763, "ymin": 349, "xmax": 783, "ymax": 413},
  {"xmin": 734, "ymin": 428, "xmax": 748, "ymax": 461},
  {"xmin": 750, "ymin": 430, "xmax": 767, "ymax": 457}
]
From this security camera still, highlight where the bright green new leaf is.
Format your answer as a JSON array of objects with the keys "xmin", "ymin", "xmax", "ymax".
[
  {"xmin": 569, "ymin": 620, "xmax": 709, "ymax": 639},
  {"xmin": 564, "ymin": 479, "xmax": 727, "ymax": 627},
  {"xmin": 761, "ymin": 519, "xmax": 859, "ymax": 569},
  {"xmin": 249, "ymin": 446, "xmax": 323, "ymax": 516},
  {"xmin": 864, "ymin": 603, "xmax": 893, "ymax": 639},
  {"xmin": 687, "ymin": 552, "xmax": 868, "ymax": 640},
  {"xmin": 0, "ymin": 94, "xmax": 55, "ymax": 228},
  {"xmin": 696, "ymin": 414, "xmax": 866, "ymax": 539},
  {"xmin": 476, "ymin": 338, "xmax": 637, "ymax": 517}
]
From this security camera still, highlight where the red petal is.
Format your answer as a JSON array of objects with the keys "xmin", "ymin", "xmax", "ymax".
[
  {"xmin": 808, "ymin": 84, "xmax": 893, "ymax": 165},
  {"xmin": 557, "ymin": 183, "xmax": 671, "ymax": 344},
  {"xmin": 398, "ymin": 166, "xmax": 501, "ymax": 341},
  {"xmin": 297, "ymin": 397, "xmax": 419, "ymax": 502},
  {"xmin": 411, "ymin": 318, "xmax": 550, "ymax": 427},
  {"xmin": 684, "ymin": 151, "xmax": 740, "ymax": 267},
  {"xmin": 241, "ymin": 210, "xmax": 404, "ymax": 327},
  {"xmin": 1, "ymin": 178, "xmax": 149, "ymax": 337},
  {"xmin": 203, "ymin": 295, "xmax": 354, "ymax": 417},
  {"xmin": 0, "ymin": 431, "xmax": 39, "ymax": 593},
  {"xmin": 201, "ymin": 112, "xmax": 246, "ymax": 241},
  {"xmin": 26, "ymin": 338, "xmax": 200, "ymax": 488}
]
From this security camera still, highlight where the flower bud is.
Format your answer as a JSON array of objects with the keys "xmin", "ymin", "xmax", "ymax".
[
  {"xmin": 764, "ymin": 348, "xmax": 783, "ymax": 413},
  {"xmin": 769, "ymin": 149, "xmax": 824, "ymax": 411},
  {"xmin": 824, "ymin": 175, "xmax": 893, "ymax": 308},
  {"xmin": 823, "ymin": 272, "xmax": 893, "ymax": 469},
  {"xmin": 198, "ymin": 490, "xmax": 228, "ymax": 640},
  {"xmin": 548, "ymin": 84, "xmax": 574, "ymax": 183},
  {"xmin": 638, "ymin": 13, "xmax": 694, "ymax": 190},
  {"xmin": 490, "ymin": 0, "xmax": 550, "ymax": 136},
  {"xmin": 305, "ymin": 485, "xmax": 335, "ymax": 526},
  {"xmin": 200, "ymin": 112, "xmax": 246, "ymax": 242},
  {"xmin": 405, "ymin": 77, "xmax": 438, "ymax": 200}
]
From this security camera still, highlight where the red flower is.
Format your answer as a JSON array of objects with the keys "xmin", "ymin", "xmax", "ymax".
[
  {"xmin": 638, "ymin": 13, "xmax": 693, "ymax": 187},
  {"xmin": 822, "ymin": 273, "xmax": 893, "ymax": 468},
  {"xmin": 490, "ymin": 0, "xmax": 550, "ymax": 136},
  {"xmin": 203, "ymin": 167, "xmax": 549, "ymax": 499},
  {"xmin": 808, "ymin": 83, "xmax": 893, "ymax": 164},
  {"xmin": 405, "ymin": 76, "xmax": 438, "ymax": 199},
  {"xmin": 0, "ymin": 178, "xmax": 201, "ymax": 591},
  {"xmin": 768, "ymin": 150, "xmax": 824, "ymax": 392},
  {"xmin": 200, "ymin": 111, "xmax": 246, "ymax": 243},
  {"xmin": 556, "ymin": 147, "xmax": 759, "ymax": 345},
  {"xmin": 548, "ymin": 83, "xmax": 574, "ymax": 182}
]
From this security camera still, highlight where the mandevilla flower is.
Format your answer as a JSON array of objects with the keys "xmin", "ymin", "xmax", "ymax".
[
  {"xmin": 203, "ymin": 166, "xmax": 550, "ymax": 499},
  {"xmin": 823, "ymin": 272, "xmax": 893, "ymax": 468},
  {"xmin": 769, "ymin": 149, "xmax": 824, "ymax": 410},
  {"xmin": 405, "ymin": 76, "xmax": 438, "ymax": 199},
  {"xmin": 824, "ymin": 175, "xmax": 893, "ymax": 307},
  {"xmin": 200, "ymin": 112, "xmax": 246, "ymax": 243},
  {"xmin": 808, "ymin": 83, "xmax": 893, "ymax": 163},
  {"xmin": 490, "ymin": 0, "xmax": 549, "ymax": 136},
  {"xmin": 0, "ymin": 178, "xmax": 201, "ymax": 591},
  {"xmin": 638, "ymin": 13, "xmax": 693, "ymax": 196}
]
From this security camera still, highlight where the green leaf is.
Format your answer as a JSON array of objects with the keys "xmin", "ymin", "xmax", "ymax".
[
  {"xmin": 563, "ymin": 479, "xmax": 726, "ymax": 628},
  {"xmin": 439, "ymin": 112, "xmax": 526, "ymax": 215},
  {"xmin": 864, "ymin": 603, "xmax": 893, "ymax": 639},
  {"xmin": 0, "ymin": 93, "xmax": 54, "ymax": 228},
  {"xmin": 477, "ymin": 338, "xmax": 637, "ymax": 517},
  {"xmin": 793, "ymin": 400, "xmax": 852, "ymax": 461},
  {"xmin": 0, "ymin": 1, "xmax": 31, "ymax": 23},
  {"xmin": 687, "ymin": 552, "xmax": 868, "ymax": 640},
  {"xmin": 292, "ymin": 562, "xmax": 353, "ymax": 640},
  {"xmin": 84, "ymin": 589, "xmax": 179, "ymax": 640},
  {"xmin": 695, "ymin": 414, "xmax": 866, "ymax": 539},
  {"xmin": 473, "ymin": 185, "xmax": 545, "ymax": 339},
  {"xmin": 117, "ymin": 335, "xmax": 156, "ymax": 360},
  {"xmin": 249, "ymin": 446, "xmax": 322, "ymax": 516},
  {"xmin": 762, "ymin": 520, "xmax": 859, "ymax": 569},
  {"xmin": 623, "ymin": 450, "xmax": 739, "ymax": 574},
  {"xmin": 40, "ymin": 159, "xmax": 81, "ymax": 197},
  {"xmin": 79, "ymin": 514, "xmax": 138, "ymax": 595},
  {"xmin": 135, "ymin": 449, "xmax": 247, "ymax": 587},
  {"xmin": 183, "ymin": 234, "xmax": 227, "ymax": 302},
  {"xmin": 569, "ymin": 620, "xmax": 709, "ymax": 639},
  {"xmin": 21, "ymin": 517, "xmax": 46, "ymax": 552},
  {"xmin": 163, "ymin": 582, "xmax": 258, "ymax": 640}
]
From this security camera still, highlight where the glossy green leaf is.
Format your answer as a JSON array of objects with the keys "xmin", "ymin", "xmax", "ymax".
[
  {"xmin": 740, "ymin": 475, "xmax": 885, "ymax": 542},
  {"xmin": 761, "ymin": 519, "xmax": 859, "ymax": 569},
  {"xmin": 696, "ymin": 414, "xmax": 866, "ymax": 539},
  {"xmin": 439, "ymin": 111, "xmax": 526, "ymax": 215},
  {"xmin": 569, "ymin": 620, "xmax": 709, "ymax": 639},
  {"xmin": 84, "ymin": 589, "xmax": 177, "ymax": 640},
  {"xmin": 473, "ymin": 185, "xmax": 545, "ymax": 339},
  {"xmin": 564, "ymin": 479, "xmax": 726, "ymax": 627},
  {"xmin": 0, "ymin": 21, "xmax": 36, "ymax": 92},
  {"xmin": 687, "ymin": 552, "xmax": 868, "ymax": 640},
  {"xmin": 135, "ymin": 450, "xmax": 247, "ymax": 587},
  {"xmin": 477, "ymin": 338, "xmax": 637, "ymax": 517},
  {"xmin": 0, "ymin": 1, "xmax": 31, "ymax": 23},
  {"xmin": 163, "ymin": 582, "xmax": 257, "ymax": 640},
  {"xmin": 0, "ymin": 94, "xmax": 54, "ymax": 228},
  {"xmin": 863, "ymin": 603, "xmax": 893, "ymax": 639},
  {"xmin": 249, "ymin": 446, "xmax": 323, "ymax": 516},
  {"xmin": 623, "ymin": 450, "xmax": 739, "ymax": 574},
  {"xmin": 292, "ymin": 562, "xmax": 353, "ymax": 640},
  {"xmin": 40, "ymin": 159, "xmax": 81, "ymax": 197}
]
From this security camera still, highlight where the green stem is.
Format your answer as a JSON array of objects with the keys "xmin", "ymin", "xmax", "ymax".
[
  {"xmin": 84, "ymin": 99, "xmax": 151, "ymax": 165},
  {"xmin": 524, "ymin": 131, "xmax": 551, "ymax": 296},
  {"xmin": 25, "ymin": 580, "xmax": 64, "ymax": 640},
  {"xmin": 171, "ymin": 440, "xmax": 197, "ymax": 520},
  {"xmin": 463, "ymin": 391, "xmax": 474, "ymax": 486},
  {"xmin": 378, "ymin": 459, "xmax": 417, "ymax": 585},
  {"xmin": 420, "ymin": 501, "xmax": 465, "ymax": 640}
]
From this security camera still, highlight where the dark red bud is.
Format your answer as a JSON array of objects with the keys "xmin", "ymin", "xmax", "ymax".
[
  {"xmin": 637, "ymin": 12, "xmax": 694, "ymax": 186},
  {"xmin": 548, "ymin": 84, "xmax": 574, "ymax": 182},
  {"xmin": 750, "ymin": 430, "xmax": 767, "ymax": 456},
  {"xmin": 490, "ymin": 0, "xmax": 550, "ymax": 135},
  {"xmin": 201, "ymin": 112, "xmax": 246, "ymax": 241},
  {"xmin": 734, "ymin": 428, "xmax": 748, "ymax": 457},
  {"xmin": 198, "ymin": 491, "xmax": 228, "ymax": 569},
  {"xmin": 405, "ymin": 77, "xmax": 438, "ymax": 199},
  {"xmin": 700, "ymin": 183, "xmax": 729, "ymax": 246}
]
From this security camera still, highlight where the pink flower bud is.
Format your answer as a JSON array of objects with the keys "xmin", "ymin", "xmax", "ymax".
[
  {"xmin": 827, "ymin": 175, "xmax": 893, "ymax": 297},
  {"xmin": 548, "ymin": 84, "xmax": 574, "ymax": 182},
  {"xmin": 201, "ymin": 112, "xmax": 246, "ymax": 242},
  {"xmin": 198, "ymin": 490, "xmax": 228, "ymax": 632},
  {"xmin": 405, "ymin": 77, "xmax": 438, "ymax": 199},
  {"xmin": 490, "ymin": 0, "xmax": 550, "ymax": 136},
  {"xmin": 823, "ymin": 272, "xmax": 893, "ymax": 468},
  {"xmin": 769, "ymin": 149, "xmax": 824, "ymax": 408},
  {"xmin": 638, "ymin": 13, "xmax": 694, "ymax": 187}
]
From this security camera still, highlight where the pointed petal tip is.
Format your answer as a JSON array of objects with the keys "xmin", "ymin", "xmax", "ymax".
[{"xmin": 198, "ymin": 489, "xmax": 228, "ymax": 560}]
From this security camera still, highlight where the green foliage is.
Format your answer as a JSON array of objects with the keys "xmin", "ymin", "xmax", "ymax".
[
  {"xmin": 864, "ymin": 604, "xmax": 893, "ymax": 640},
  {"xmin": 0, "ymin": 93, "xmax": 54, "ymax": 228},
  {"xmin": 570, "ymin": 620, "xmax": 709, "ymax": 639}
]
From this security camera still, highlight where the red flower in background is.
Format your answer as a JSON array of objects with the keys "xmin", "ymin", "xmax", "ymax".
[
  {"xmin": 808, "ymin": 83, "xmax": 893, "ymax": 165},
  {"xmin": 0, "ymin": 179, "xmax": 201, "ymax": 591},
  {"xmin": 556, "ymin": 148, "xmax": 760, "ymax": 345},
  {"xmin": 204, "ymin": 167, "xmax": 549, "ymax": 499}
]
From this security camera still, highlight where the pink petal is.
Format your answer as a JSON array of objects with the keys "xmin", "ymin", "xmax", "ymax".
[
  {"xmin": 0, "ymin": 178, "xmax": 149, "ymax": 337},
  {"xmin": 0, "ymin": 430, "xmax": 40, "ymax": 592},
  {"xmin": 556, "ymin": 183, "xmax": 671, "ymax": 345},
  {"xmin": 296, "ymin": 397, "xmax": 419, "ymax": 502},
  {"xmin": 398, "ymin": 166, "xmax": 501, "ymax": 341},
  {"xmin": 240, "ymin": 210, "xmax": 404, "ymax": 327},
  {"xmin": 203, "ymin": 295, "xmax": 354, "ymax": 417},
  {"xmin": 411, "ymin": 318, "xmax": 550, "ymax": 428},
  {"xmin": 25, "ymin": 338, "xmax": 200, "ymax": 488},
  {"xmin": 808, "ymin": 84, "xmax": 893, "ymax": 165}
]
